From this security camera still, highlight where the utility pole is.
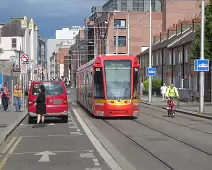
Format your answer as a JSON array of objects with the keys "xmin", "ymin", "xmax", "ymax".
[
  {"xmin": 148, "ymin": 0, "xmax": 152, "ymax": 102},
  {"xmin": 127, "ymin": 12, "xmax": 130, "ymax": 55},
  {"xmin": 199, "ymin": 0, "xmax": 205, "ymax": 113},
  {"xmin": 54, "ymin": 52, "xmax": 56, "ymax": 79},
  {"xmin": 1, "ymin": 61, "xmax": 4, "ymax": 86},
  {"xmin": 115, "ymin": 24, "xmax": 118, "ymax": 55}
]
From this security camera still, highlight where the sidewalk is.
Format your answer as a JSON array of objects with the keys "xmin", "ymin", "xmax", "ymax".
[
  {"xmin": 0, "ymin": 105, "xmax": 27, "ymax": 146},
  {"xmin": 141, "ymin": 96, "xmax": 212, "ymax": 120}
]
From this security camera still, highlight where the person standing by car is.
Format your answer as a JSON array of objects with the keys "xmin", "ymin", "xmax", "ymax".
[
  {"xmin": 1, "ymin": 84, "xmax": 10, "ymax": 112},
  {"xmin": 14, "ymin": 83, "xmax": 22, "ymax": 112},
  {"xmin": 33, "ymin": 85, "xmax": 46, "ymax": 128}
]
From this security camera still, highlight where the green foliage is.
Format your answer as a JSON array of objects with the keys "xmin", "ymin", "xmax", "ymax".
[
  {"xmin": 143, "ymin": 79, "xmax": 162, "ymax": 92},
  {"xmin": 191, "ymin": 2, "xmax": 212, "ymax": 61}
]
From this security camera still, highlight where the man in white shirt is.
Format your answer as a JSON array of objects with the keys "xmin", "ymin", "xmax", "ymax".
[{"xmin": 161, "ymin": 83, "xmax": 167, "ymax": 102}]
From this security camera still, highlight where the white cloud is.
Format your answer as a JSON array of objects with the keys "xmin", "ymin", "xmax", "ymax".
[{"xmin": 0, "ymin": 0, "xmax": 105, "ymax": 17}]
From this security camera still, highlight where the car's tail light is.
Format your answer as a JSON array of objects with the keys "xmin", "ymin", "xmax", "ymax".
[
  {"xmin": 64, "ymin": 100, "xmax": 68, "ymax": 104},
  {"xmin": 29, "ymin": 101, "xmax": 33, "ymax": 105}
]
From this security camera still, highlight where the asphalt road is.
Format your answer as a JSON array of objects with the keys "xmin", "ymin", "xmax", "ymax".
[
  {"xmin": 69, "ymin": 89, "xmax": 212, "ymax": 170},
  {"xmin": 1, "ymin": 88, "xmax": 212, "ymax": 170},
  {"xmin": 0, "ymin": 99, "xmax": 113, "ymax": 170}
]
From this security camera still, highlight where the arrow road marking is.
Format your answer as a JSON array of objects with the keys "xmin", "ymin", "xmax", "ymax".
[{"xmin": 35, "ymin": 151, "xmax": 56, "ymax": 162}]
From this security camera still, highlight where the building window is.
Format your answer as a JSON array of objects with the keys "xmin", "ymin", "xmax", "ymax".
[
  {"xmin": 114, "ymin": 36, "xmax": 126, "ymax": 47},
  {"xmin": 11, "ymin": 38, "xmax": 17, "ymax": 49},
  {"xmin": 121, "ymin": 0, "xmax": 127, "ymax": 11},
  {"xmin": 114, "ymin": 19, "xmax": 126, "ymax": 29}
]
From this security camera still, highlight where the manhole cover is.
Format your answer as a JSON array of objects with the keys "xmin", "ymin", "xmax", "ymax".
[{"xmin": 0, "ymin": 124, "xmax": 7, "ymax": 128}]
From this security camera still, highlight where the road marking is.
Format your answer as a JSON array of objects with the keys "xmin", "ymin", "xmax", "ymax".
[
  {"xmin": 72, "ymin": 109, "xmax": 122, "ymax": 170},
  {"xmin": 77, "ymin": 108, "xmax": 136, "ymax": 170},
  {"xmin": 70, "ymin": 132, "xmax": 82, "ymax": 135},
  {"xmin": 69, "ymin": 126, "xmax": 78, "ymax": 128},
  {"xmin": 93, "ymin": 158, "xmax": 100, "ymax": 166},
  {"xmin": 77, "ymin": 129, "xmax": 80, "ymax": 131},
  {"xmin": 0, "ymin": 137, "xmax": 22, "ymax": 169},
  {"xmin": 35, "ymin": 151, "xmax": 56, "ymax": 162},
  {"xmin": 80, "ymin": 153, "xmax": 94, "ymax": 158},
  {"xmin": 1, "ymin": 137, "xmax": 17, "ymax": 154},
  {"xmin": 47, "ymin": 123, "xmax": 55, "ymax": 125},
  {"xmin": 12, "ymin": 150, "xmax": 93, "ymax": 155}
]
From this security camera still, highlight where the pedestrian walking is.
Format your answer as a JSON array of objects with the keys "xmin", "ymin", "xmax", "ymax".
[
  {"xmin": 33, "ymin": 85, "xmax": 46, "ymax": 128},
  {"xmin": 1, "ymin": 84, "xmax": 10, "ymax": 112},
  {"xmin": 161, "ymin": 83, "xmax": 167, "ymax": 102},
  {"xmin": 13, "ymin": 83, "xmax": 22, "ymax": 112},
  {"xmin": 140, "ymin": 82, "xmax": 145, "ymax": 97}
]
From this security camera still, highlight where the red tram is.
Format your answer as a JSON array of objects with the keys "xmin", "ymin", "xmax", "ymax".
[{"xmin": 76, "ymin": 55, "xmax": 141, "ymax": 117}]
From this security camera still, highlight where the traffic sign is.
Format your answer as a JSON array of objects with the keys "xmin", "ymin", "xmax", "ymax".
[
  {"xmin": 146, "ymin": 67, "xmax": 156, "ymax": 76},
  {"xmin": 21, "ymin": 64, "xmax": 26, "ymax": 70},
  {"xmin": 22, "ymin": 54, "xmax": 29, "ymax": 62},
  {"xmin": 194, "ymin": 59, "xmax": 209, "ymax": 72}
]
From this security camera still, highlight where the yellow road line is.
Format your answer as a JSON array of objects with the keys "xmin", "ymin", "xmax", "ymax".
[
  {"xmin": 1, "ymin": 137, "xmax": 17, "ymax": 154},
  {"xmin": 0, "ymin": 137, "xmax": 22, "ymax": 170}
]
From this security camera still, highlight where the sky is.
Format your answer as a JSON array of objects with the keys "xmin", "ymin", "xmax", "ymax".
[{"xmin": 0, "ymin": 0, "xmax": 106, "ymax": 39}]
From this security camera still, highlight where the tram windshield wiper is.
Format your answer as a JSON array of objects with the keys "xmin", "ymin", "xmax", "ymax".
[{"xmin": 106, "ymin": 89, "xmax": 116, "ymax": 100}]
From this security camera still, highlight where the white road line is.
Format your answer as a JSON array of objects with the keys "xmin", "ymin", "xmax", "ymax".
[
  {"xmin": 69, "ymin": 126, "xmax": 78, "ymax": 128},
  {"xmin": 72, "ymin": 109, "xmax": 122, "ymax": 170},
  {"xmin": 92, "ymin": 158, "xmax": 100, "ymax": 166},
  {"xmin": 70, "ymin": 132, "xmax": 82, "ymax": 135},
  {"xmin": 77, "ymin": 129, "xmax": 80, "ymax": 132}
]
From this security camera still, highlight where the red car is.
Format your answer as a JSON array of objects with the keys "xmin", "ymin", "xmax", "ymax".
[{"xmin": 27, "ymin": 81, "xmax": 70, "ymax": 124}]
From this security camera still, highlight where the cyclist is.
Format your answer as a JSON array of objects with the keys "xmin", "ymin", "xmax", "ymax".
[{"xmin": 166, "ymin": 83, "xmax": 179, "ymax": 107}]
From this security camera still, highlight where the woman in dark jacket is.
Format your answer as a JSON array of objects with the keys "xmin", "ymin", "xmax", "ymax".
[{"xmin": 33, "ymin": 85, "xmax": 46, "ymax": 128}]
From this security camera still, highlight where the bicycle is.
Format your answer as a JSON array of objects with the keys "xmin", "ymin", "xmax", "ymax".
[{"xmin": 167, "ymin": 96, "xmax": 177, "ymax": 118}]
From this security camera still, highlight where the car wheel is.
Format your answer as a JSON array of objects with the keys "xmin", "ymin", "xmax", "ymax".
[
  {"xmin": 62, "ymin": 115, "xmax": 68, "ymax": 123},
  {"xmin": 28, "ymin": 116, "xmax": 34, "ymax": 124}
]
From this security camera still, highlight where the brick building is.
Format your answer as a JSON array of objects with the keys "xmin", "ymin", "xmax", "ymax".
[
  {"xmin": 85, "ymin": 0, "xmax": 203, "ymax": 56},
  {"xmin": 138, "ymin": 17, "xmax": 212, "ymax": 102}
]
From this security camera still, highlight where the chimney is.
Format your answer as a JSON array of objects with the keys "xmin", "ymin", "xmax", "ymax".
[
  {"xmin": 176, "ymin": 21, "xmax": 182, "ymax": 34},
  {"xmin": 181, "ymin": 18, "xmax": 193, "ymax": 31},
  {"xmin": 161, "ymin": 31, "xmax": 167, "ymax": 41},
  {"xmin": 192, "ymin": 16, "xmax": 201, "ymax": 31},
  {"xmin": 167, "ymin": 24, "xmax": 176, "ymax": 38},
  {"xmin": 153, "ymin": 34, "xmax": 160, "ymax": 44}
]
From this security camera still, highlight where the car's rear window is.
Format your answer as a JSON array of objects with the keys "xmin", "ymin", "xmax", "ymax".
[{"xmin": 32, "ymin": 83, "xmax": 64, "ymax": 96}]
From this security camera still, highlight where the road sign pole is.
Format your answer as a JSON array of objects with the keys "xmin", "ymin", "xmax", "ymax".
[
  {"xmin": 1, "ymin": 61, "xmax": 3, "ymax": 86},
  {"xmin": 148, "ymin": 0, "xmax": 152, "ymax": 102},
  {"xmin": 200, "ymin": 0, "xmax": 205, "ymax": 114}
]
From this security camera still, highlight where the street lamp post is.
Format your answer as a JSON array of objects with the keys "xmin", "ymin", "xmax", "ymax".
[
  {"xmin": 148, "ymin": 0, "xmax": 152, "ymax": 102},
  {"xmin": 199, "ymin": 0, "xmax": 205, "ymax": 113}
]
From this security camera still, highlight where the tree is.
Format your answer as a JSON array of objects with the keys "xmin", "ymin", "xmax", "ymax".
[{"xmin": 191, "ymin": 1, "xmax": 212, "ymax": 61}]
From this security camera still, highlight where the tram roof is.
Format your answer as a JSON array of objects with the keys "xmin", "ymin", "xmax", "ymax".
[{"xmin": 77, "ymin": 54, "xmax": 137, "ymax": 72}]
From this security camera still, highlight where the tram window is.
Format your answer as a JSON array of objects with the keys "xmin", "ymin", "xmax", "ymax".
[
  {"xmin": 133, "ymin": 68, "xmax": 140, "ymax": 99},
  {"xmin": 94, "ymin": 68, "xmax": 105, "ymax": 99}
]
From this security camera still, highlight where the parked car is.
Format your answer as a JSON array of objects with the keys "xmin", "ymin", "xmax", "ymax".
[{"xmin": 27, "ymin": 81, "xmax": 70, "ymax": 124}]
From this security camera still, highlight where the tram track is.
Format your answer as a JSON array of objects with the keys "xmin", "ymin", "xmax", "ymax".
[
  {"xmin": 141, "ymin": 104, "xmax": 212, "ymax": 126},
  {"xmin": 140, "ymin": 111, "xmax": 212, "ymax": 136},
  {"xmin": 102, "ymin": 119, "xmax": 174, "ymax": 170},
  {"xmin": 132, "ymin": 119, "xmax": 212, "ymax": 157},
  {"xmin": 102, "ymin": 117, "xmax": 212, "ymax": 170}
]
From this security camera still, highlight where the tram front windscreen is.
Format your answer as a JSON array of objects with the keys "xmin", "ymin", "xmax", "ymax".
[{"xmin": 104, "ymin": 60, "xmax": 132, "ymax": 99}]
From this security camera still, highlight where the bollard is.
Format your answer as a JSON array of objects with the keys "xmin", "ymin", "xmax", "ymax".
[{"xmin": 154, "ymin": 92, "xmax": 156, "ymax": 97}]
